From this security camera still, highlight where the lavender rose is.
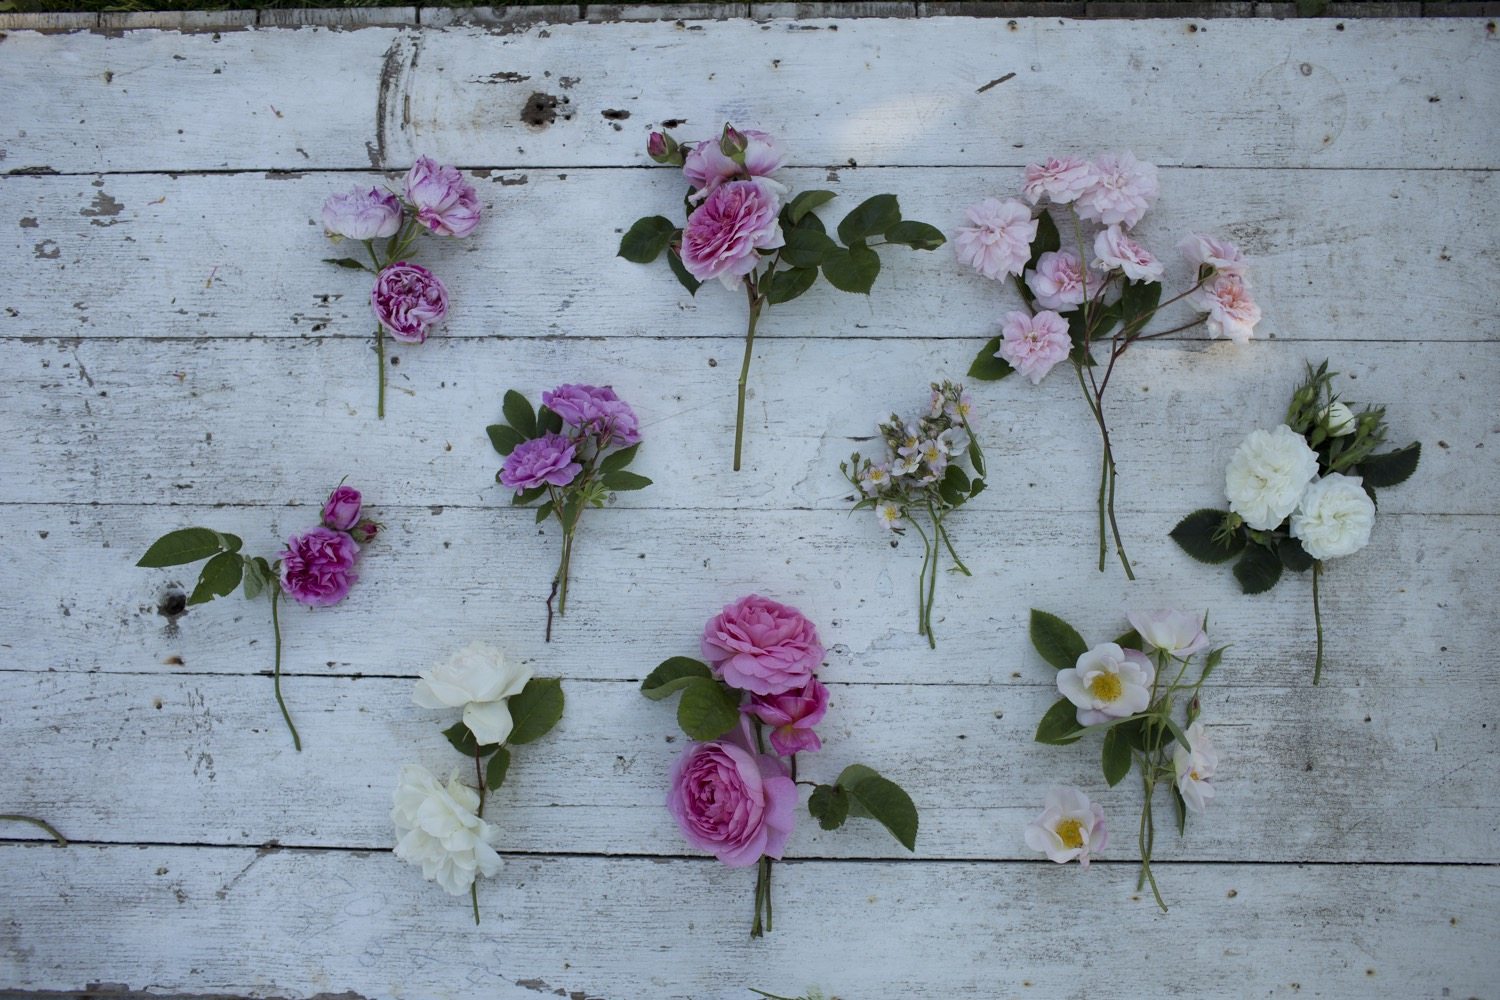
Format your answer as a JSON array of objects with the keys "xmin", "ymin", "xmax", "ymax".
[
  {"xmin": 541, "ymin": 384, "xmax": 642, "ymax": 446},
  {"xmin": 499, "ymin": 432, "xmax": 582, "ymax": 492},
  {"xmin": 745, "ymin": 677, "xmax": 830, "ymax": 755},
  {"xmin": 680, "ymin": 178, "xmax": 785, "ymax": 289},
  {"xmin": 667, "ymin": 739, "xmax": 798, "ymax": 867},
  {"xmin": 702, "ymin": 594, "xmax": 824, "ymax": 697},
  {"xmin": 321, "ymin": 484, "xmax": 362, "ymax": 532},
  {"xmin": 279, "ymin": 526, "xmax": 360, "ymax": 607},
  {"xmin": 404, "ymin": 156, "xmax": 481, "ymax": 238},
  {"xmin": 321, "ymin": 186, "xmax": 402, "ymax": 240},
  {"xmin": 371, "ymin": 262, "xmax": 448, "ymax": 344}
]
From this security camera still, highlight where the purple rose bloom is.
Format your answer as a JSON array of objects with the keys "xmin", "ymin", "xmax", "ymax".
[
  {"xmin": 667, "ymin": 739, "xmax": 797, "ymax": 868},
  {"xmin": 404, "ymin": 156, "xmax": 481, "ymax": 238},
  {"xmin": 371, "ymin": 262, "xmax": 448, "ymax": 344},
  {"xmin": 321, "ymin": 484, "xmax": 362, "ymax": 532},
  {"xmin": 279, "ymin": 526, "xmax": 360, "ymax": 607},
  {"xmin": 499, "ymin": 432, "xmax": 582, "ymax": 492},
  {"xmin": 680, "ymin": 178, "xmax": 784, "ymax": 289},
  {"xmin": 541, "ymin": 384, "xmax": 642, "ymax": 446},
  {"xmin": 702, "ymin": 594, "xmax": 824, "ymax": 697},
  {"xmin": 745, "ymin": 677, "xmax": 830, "ymax": 755},
  {"xmin": 682, "ymin": 128, "xmax": 786, "ymax": 200},
  {"xmin": 321, "ymin": 186, "xmax": 402, "ymax": 241}
]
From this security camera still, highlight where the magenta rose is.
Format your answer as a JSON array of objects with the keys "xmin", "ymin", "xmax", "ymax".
[
  {"xmin": 500, "ymin": 432, "xmax": 582, "ymax": 492},
  {"xmin": 745, "ymin": 677, "xmax": 830, "ymax": 755},
  {"xmin": 350, "ymin": 518, "xmax": 380, "ymax": 544},
  {"xmin": 683, "ymin": 128, "xmax": 786, "ymax": 200},
  {"xmin": 541, "ymin": 384, "xmax": 642, "ymax": 446},
  {"xmin": 702, "ymin": 594, "xmax": 824, "ymax": 696},
  {"xmin": 321, "ymin": 484, "xmax": 362, "ymax": 532},
  {"xmin": 371, "ymin": 262, "xmax": 448, "ymax": 345},
  {"xmin": 321, "ymin": 186, "xmax": 402, "ymax": 240},
  {"xmin": 667, "ymin": 739, "xmax": 797, "ymax": 867},
  {"xmin": 403, "ymin": 156, "xmax": 481, "ymax": 238},
  {"xmin": 679, "ymin": 178, "xmax": 784, "ymax": 289},
  {"xmin": 279, "ymin": 526, "xmax": 360, "ymax": 607}
]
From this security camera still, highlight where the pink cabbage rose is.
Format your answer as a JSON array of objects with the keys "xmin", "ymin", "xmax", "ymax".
[
  {"xmin": 954, "ymin": 198, "xmax": 1036, "ymax": 281},
  {"xmin": 279, "ymin": 526, "xmax": 360, "ymax": 607},
  {"xmin": 321, "ymin": 186, "xmax": 402, "ymax": 240},
  {"xmin": 1021, "ymin": 156, "xmax": 1093, "ymax": 206},
  {"xmin": 371, "ymin": 262, "xmax": 449, "ymax": 344},
  {"xmin": 500, "ymin": 432, "xmax": 582, "ymax": 492},
  {"xmin": 683, "ymin": 128, "xmax": 786, "ymax": 200},
  {"xmin": 541, "ymin": 384, "xmax": 642, "ymax": 446},
  {"xmin": 668, "ymin": 738, "xmax": 798, "ymax": 867},
  {"xmin": 998, "ymin": 309, "xmax": 1071, "ymax": 385},
  {"xmin": 1025, "ymin": 250, "xmax": 1106, "ymax": 311},
  {"xmin": 679, "ymin": 178, "xmax": 785, "ymax": 288},
  {"xmin": 1093, "ymin": 225, "xmax": 1164, "ymax": 283},
  {"xmin": 702, "ymin": 594, "xmax": 824, "ymax": 696},
  {"xmin": 403, "ymin": 156, "xmax": 481, "ymax": 237},
  {"xmin": 1191, "ymin": 274, "xmax": 1261, "ymax": 344},
  {"xmin": 1075, "ymin": 151, "xmax": 1159, "ymax": 229},
  {"xmin": 745, "ymin": 677, "xmax": 830, "ymax": 755}
]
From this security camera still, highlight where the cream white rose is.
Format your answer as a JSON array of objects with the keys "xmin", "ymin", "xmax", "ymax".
[
  {"xmin": 1224, "ymin": 425, "xmax": 1320, "ymax": 531},
  {"xmin": 413, "ymin": 641, "xmax": 533, "ymax": 746},
  {"xmin": 1290, "ymin": 473, "xmax": 1375, "ymax": 560},
  {"xmin": 391, "ymin": 764, "xmax": 502, "ymax": 895},
  {"xmin": 1056, "ymin": 642, "xmax": 1155, "ymax": 726}
]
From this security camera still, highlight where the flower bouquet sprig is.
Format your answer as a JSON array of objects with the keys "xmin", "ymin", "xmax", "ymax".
[
  {"xmin": 1170, "ymin": 361, "xmax": 1420, "ymax": 683},
  {"xmin": 488, "ymin": 384, "xmax": 650, "ymax": 641},
  {"xmin": 393, "ymin": 642, "xmax": 564, "ymax": 923},
  {"xmin": 619, "ymin": 123, "xmax": 947, "ymax": 470},
  {"xmin": 320, "ymin": 157, "xmax": 481, "ymax": 418},
  {"xmin": 137, "ymin": 483, "xmax": 378, "ymax": 751},
  {"xmin": 1027, "ymin": 609, "xmax": 1225, "ymax": 911},
  {"xmin": 841, "ymin": 380, "xmax": 986, "ymax": 648},
  {"xmin": 641, "ymin": 595, "xmax": 918, "ymax": 938},
  {"xmin": 961, "ymin": 153, "xmax": 1264, "ymax": 579}
]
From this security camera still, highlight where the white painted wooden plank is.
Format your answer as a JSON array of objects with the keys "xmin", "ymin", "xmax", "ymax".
[
  {"xmin": 2, "ymin": 337, "xmax": 1487, "ymax": 514},
  {"xmin": 2, "ymin": 670, "xmax": 1494, "ymax": 862},
  {"xmin": 3, "ymin": 844, "xmax": 1495, "ymax": 999},
  {"xmin": 3, "ymin": 167, "xmax": 1492, "ymax": 344},
  {"xmin": 1, "ymin": 19, "xmax": 1495, "ymax": 173},
  {"xmin": 2, "ymin": 503, "xmax": 1490, "ymax": 686}
]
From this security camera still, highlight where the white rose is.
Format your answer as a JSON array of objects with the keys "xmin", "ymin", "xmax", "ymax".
[
  {"xmin": 1172, "ymin": 721, "xmax": 1219, "ymax": 814},
  {"xmin": 1023, "ymin": 786, "xmax": 1108, "ymax": 869},
  {"xmin": 391, "ymin": 764, "xmax": 502, "ymax": 895},
  {"xmin": 1320, "ymin": 401, "xmax": 1356, "ymax": 437},
  {"xmin": 1056, "ymin": 642, "xmax": 1155, "ymax": 726},
  {"xmin": 1224, "ymin": 425, "xmax": 1320, "ymax": 531},
  {"xmin": 1127, "ymin": 609, "xmax": 1209, "ymax": 659},
  {"xmin": 1290, "ymin": 473, "xmax": 1375, "ymax": 560},
  {"xmin": 413, "ymin": 641, "xmax": 533, "ymax": 746}
]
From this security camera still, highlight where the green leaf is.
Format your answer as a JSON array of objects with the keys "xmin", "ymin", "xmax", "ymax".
[
  {"xmin": 765, "ymin": 266, "xmax": 819, "ymax": 305},
  {"xmin": 599, "ymin": 444, "xmax": 640, "ymax": 474},
  {"xmin": 187, "ymin": 550, "xmax": 243, "ymax": 606},
  {"xmin": 967, "ymin": 437, "xmax": 987, "ymax": 479},
  {"xmin": 137, "ymin": 527, "xmax": 227, "ymax": 568},
  {"xmin": 1233, "ymin": 543, "xmax": 1283, "ymax": 595},
  {"xmin": 1171, "ymin": 783, "xmax": 1188, "ymax": 835},
  {"xmin": 1029, "ymin": 609, "xmax": 1087, "ymax": 670},
  {"xmin": 1034, "ymin": 697, "xmax": 1085, "ymax": 745},
  {"xmin": 1359, "ymin": 442, "xmax": 1421, "ymax": 489},
  {"xmin": 1102, "ymin": 726, "xmax": 1132, "ymax": 787},
  {"xmin": 602, "ymin": 470, "xmax": 652, "ymax": 492},
  {"xmin": 821, "ymin": 244, "xmax": 881, "ymax": 294},
  {"xmin": 937, "ymin": 465, "xmax": 971, "ymax": 507},
  {"xmin": 667, "ymin": 248, "xmax": 702, "ymax": 296},
  {"xmin": 485, "ymin": 746, "xmax": 511, "ymax": 791},
  {"xmin": 640, "ymin": 657, "xmax": 713, "ymax": 700},
  {"xmin": 507, "ymin": 677, "xmax": 565, "ymax": 745},
  {"xmin": 676, "ymin": 678, "xmax": 742, "ymax": 741},
  {"xmin": 1111, "ymin": 628, "xmax": 1142, "ymax": 650},
  {"xmin": 968, "ymin": 337, "xmax": 1014, "ymax": 381},
  {"xmin": 511, "ymin": 484, "xmax": 547, "ymax": 506},
  {"xmin": 1160, "ymin": 713, "xmax": 1193, "ymax": 755},
  {"xmin": 322, "ymin": 257, "xmax": 368, "ymax": 270},
  {"xmin": 807, "ymin": 783, "xmax": 850, "ymax": 831},
  {"xmin": 241, "ymin": 555, "xmax": 273, "ymax": 601},
  {"xmin": 883, "ymin": 220, "xmax": 946, "ymax": 251},
  {"xmin": 486, "ymin": 423, "xmax": 525, "ymax": 457},
  {"xmin": 442, "ymin": 722, "xmax": 498, "ymax": 758},
  {"xmin": 617, "ymin": 215, "xmax": 676, "ymax": 264},
  {"xmin": 839, "ymin": 769, "xmax": 918, "ymax": 852},
  {"xmin": 787, "ymin": 189, "xmax": 836, "ymax": 224},
  {"xmin": 1119, "ymin": 278, "xmax": 1163, "ymax": 335},
  {"xmin": 534, "ymin": 500, "xmax": 555, "ymax": 524},
  {"xmin": 502, "ymin": 390, "xmax": 537, "ymax": 439},
  {"xmin": 836, "ymin": 194, "xmax": 901, "ymax": 246},
  {"xmin": 1028, "ymin": 210, "xmax": 1060, "ymax": 271},
  {"xmin": 537, "ymin": 404, "xmax": 564, "ymax": 436},
  {"xmin": 1278, "ymin": 536, "xmax": 1315, "ymax": 573},
  {"xmin": 1169, "ymin": 508, "xmax": 1245, "ymax": 564},
  {"xmin": 781, "ymin": 228, "xmax": 837, "ymax": 268}
]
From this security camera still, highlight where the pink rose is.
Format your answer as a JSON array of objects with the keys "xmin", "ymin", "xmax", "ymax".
[
  {"xmin": 1179, "ymin": 233, "xmax": 1249, "ymax": 280},
  {"xmin": 1191, "ymin": 274, "xmax": 1261, "ymax": 344},
  {"xmin": 682, "ymin": 127, "xmax": 786, "ymax": 200},
  {"xmin": 403, "ymin": 156, "xmax": 481, "ymax": 238},
  {"xmin": 1092, "ymin": 225, "xmax": 1164, "ymax": 283},
  {"xmin": 321, "ymin": 484, "xmax": 362, "ymax": 532},
  {"xmin": 1021, "ymin": 156, "xmax": 1092, "ymax": 206},
  {"xmin": 500, "ymin": 432, "xmax": 582, "ymax": 492},
  {"xmin": 702, "ymin": 594, "xmax": 824, "ymax": 697},
  {"xmin": 954, "ymin": 198, "xmax": 1036, "ymax": 281},
  {"xmin": 745, "ymin": 677, "xmax": 830, "ymax": 755},
  {"xmin": 279, "ymin": 526, "xmax": 360, "ymax": 607},
  {"xmin": 371, "ymin": 262, "xmax": 448, "ymax": 345},
  {"xmin": 1075, "ymin": 151, "xmax": 1159, "ymax": 229},
  {"xmin": 998, "ymin": 309, "xmax": 1071, "ymax": 385},
  {"xmin": 679, "ymin": 178, "xmax": 785, "ymax": 289},
  {"xmin": 321, "ymin": 186, "xmax": 402, "ymax": 240},
  {"xmin": 541, "ymin": 384, "xmax": 642, "ymax": 446},
  {"xmin": 667, "ymin": 739, "xmax": 798, "ymax": 867},
  {"xmin": 1024, "ymin": 250, "xmax": 1106, "ymax": 312}
]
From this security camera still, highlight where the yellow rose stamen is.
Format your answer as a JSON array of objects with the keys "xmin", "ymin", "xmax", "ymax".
[
  {"xmin": 1055, "ymin": 818, "xmax": 1085, "ymax": 850},
  {"xmin": 1088, "ymin": 671, "xmax": 1123, "ymax": 702}
]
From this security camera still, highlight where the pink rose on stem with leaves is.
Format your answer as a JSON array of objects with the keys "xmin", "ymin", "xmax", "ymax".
[
  {"xmin": 745, "ymin": 677, "xmax": 830, "ymax": 755},
  {"xmin": 683, "ymin": 128, "xmax": 787, "ymax": 201},
  {"xmin": 499, "ymin": 433, "xmax": 582, "ymax": 492},
  {"xmin": 1022, "ymin": 156, "xmax": 1093, "ymax": 206},
  {"xmin": 1093, "ymin": 225, "xmax": 1164, "ymax": 283},
  {"xmin": 954, "ymin": 197, "xmax": 1037, "ymax": 281},
  {"xmin": 702, "ymin": 594, "xmax": 824, "ymax": 696},
  {"xmin": 321, "ymin": 484, "xmax": 362, "ymax": 532},
  {"xmin": 667, "ymin": 738, "xmax": 798, "ymax": 868},
  {"xmin": 404, "ymin": 156, "xmax": 481, "ymax": 238},
  {"xmin": 279, "ymin": 526, "xmax": 360, "ymax": 607},
  {"xmin": 1179, "ymin": 233, "xmax": 1249, "ymax": 279},
  {"xmin": 321, "ymin": 187, "xmax": 402, "ymax": 240},
  {"xmin": 1191, "ymin": 274, "xmax": 1261, "ymax": 344},
  {"xmin": 541, "ymin": 384, "xmax": 642, "ymax": 446},
  {"xmin": 1025, "ymin": 250, "xmax": 1106, "ymax": 311},
  {"xmin": 1075, "ymin": 151, "xmax": 1159, "ymax": 229},
  {"xmin": 371, "ymin": 262, "xmax": 448, "ymax": 345},
  {"xmin": 998, "ymin": 309, "xmax": 1071, "ymax": 385},
  {"xmin": 680, "ymin": 178, "xmax": 785, "ymax": 289}
]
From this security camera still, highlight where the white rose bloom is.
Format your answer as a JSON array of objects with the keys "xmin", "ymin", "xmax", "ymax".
[
  {"xmin": 1290, "ymin": 473, "xmax": 1376, "ymax": 560},
  {"xmin": 1320, "ymin": 401, "xmax": 1356, "ymax": 437},
  {"xmin": 1023, "ymin": 786, "xmax": 1108, "ymax": 868},
  {"xmin": 1056, "ymin": 642, "xmax": 1155, "ymax": 725},
  {"xmin": 1224, "ymin": 425, "xmax": 1320, "ymax": 531},
  {"xmin": 1172, "ymin": 722, "xmax": 1219, "ymax": 814},
  {"xmin": 391, "ymin": 764, "xmax": 503, "ymax": 895},
  {"xmin": 1127, "ymin": 609, "xmax": 1209, "ymax": 659},
  {"xmin": 413, "ymin": 641, "xmax": 533, "ymax": 746},
  {"xmin": 875, "ymin": 501, "xmax": 903, "ymax": 532}
]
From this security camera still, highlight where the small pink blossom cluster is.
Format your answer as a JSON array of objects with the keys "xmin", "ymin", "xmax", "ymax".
[{"xmin": 279, "ymin": 483, "xmax": 379, "ymax": 607}]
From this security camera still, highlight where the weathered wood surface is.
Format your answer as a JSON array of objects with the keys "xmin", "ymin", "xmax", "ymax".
[{"xmin": 1, "ymin": 11, "xmax": 1497, "ymax": 1000}]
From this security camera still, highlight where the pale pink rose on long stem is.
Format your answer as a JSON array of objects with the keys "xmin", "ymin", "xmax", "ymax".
[
  {"xmin": 1191, "ymin": 274, "xmax": 1261, "ymax": 343},
  {"xmin": 997, "ymin": 309, "xmax": 1071, "ymax": 385},
  {"xmin": 1092, "ymin": 225, "xmax": 1164, "ymax": 283},
  {"xmin": 1075, "ymin": 151, "xmax": 1159, "ymax": 229},
  {"xmin": 1025, "ymin": 250, "xmax": 1107, "ymax": 311},
  {"xmin": 1021, "ymin": 156, "xmax": 1093, "ymax": 206},
  {"xmin": 954, "ymin": 198, "xmax": 1037, "ymax": 281},
  {"xmin": 679, "ymin": 178, "xmax": 784, "ymax": 289}
]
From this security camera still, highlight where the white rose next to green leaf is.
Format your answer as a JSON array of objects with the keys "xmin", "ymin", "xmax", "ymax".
[
  {"xmin": 413, "ymin": 641, "xmax": 533, "ymax": 746},
  {"xmin": 1290, "ymin": 473, "xmax": 1376, "ymax": 560},
  {"xmin": 391, "ymin": 764, "xmax": 502, "ymax": 896},
  {"xmin": 1224, "ymin": 424, "xmax": 1320, "ymax": 531}
]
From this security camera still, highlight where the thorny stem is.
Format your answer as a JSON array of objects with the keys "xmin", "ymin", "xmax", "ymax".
[
  {"xmin": 0, "ymin": 814, "xmax": 67, "ymax": 845},
  {"xmin": 733, "ymin": 283, "xmax": 767, "ymax": 472},
  {"xmin": 270, "ymin": 588, "xmax": 301, "ymax": 752},
  {"xmin": 1312, "ymin": 561, "xmax": 1325, "ymax": 686},
  {"xmin": 1133, "ymin": 316, "xmax": 1209, "ymax": 342}
]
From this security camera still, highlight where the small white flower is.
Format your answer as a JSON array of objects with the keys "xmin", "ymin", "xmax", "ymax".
[
  {"xmin": 1056, "ymin": 642, "xmax": 1155, "ymax": 725},
  {"xmin": 1173, "ymin": 722, "xmax": 1219, "ymax": 814},
  {"xmin": 391, "ymin": 763, "xmax": 503, "ymax": 895},
  {"xmin": 1320, "ymin": 400, "xmax": 1356, "ymax": 437},
  {"xmin": 875, "ymin": 501, "xmax": 903, "ymax": 532},
  {"xmin": 937, "ymin": 427, "xmax": 970, "ymax": 457},
  {"xmin": 918, "ymin": 439, "xmax": 946, "ymax": 467},
  {"xmin": 1224, "ymin": 425, "xmax": 1321, "ymax": 531},
  {"xmin": 945, "ymin": 393, "xmax": 975, "ymax": 427},
  {"xmin": 1290, "ymin": 473, "xmax": 1376, "ymax": 560},
  {"xmin": 859, "ymin": 463, "xmax": 891, "ymax": 497},
  {"xmin": 890, "ymin": 454, "xmax": 920, "ymax": 477},
  {"xmin": 1024, "ymin": 786, "xmax": 1108, "ymax": 868},
  {"xmin": 413, "ymin": 641, "xmax": 533, "ymax": 746},
  {"xmin": 1127, "ymin": 609, "xmax": 1209, "ymax": 659}
]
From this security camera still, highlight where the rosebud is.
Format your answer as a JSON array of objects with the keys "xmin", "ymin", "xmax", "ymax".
[
  {"xmin": 350, "ymin": 518, "xmax": 381, "ymax": 544},
  {"xmin": 1320, "ymin": 400, "xmax": 1356, "ymax": 437},
  {"xmin": 647, "ymin": 130, "xmax": 681, "ymax": 165},
  {"xmin": 719, "ymin": 123, "xmax": 748, "ymax": 163}
]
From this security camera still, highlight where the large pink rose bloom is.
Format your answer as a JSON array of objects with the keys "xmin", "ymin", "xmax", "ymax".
[
  {"xmin": 683, "ymin": 129, "xmax": 787, "ymax": 200},
  {"xmin": 702, "ymin": 594, "xmax": 824, "ymax": 696},
  {"xmin": 680, "ymin": 178, "xmax": 785, "ymax": 289},
  {"xmin": 954, "ymin": 198, "xmax": 1037, "ymax": 281},
  {"xmin": 321, "ymin": 186, "xmax": 402, "ymax": 240},
  {"xmin": 1022, "ymin": 156, "xmax": 1092, "ymax": 206},
  {"xmin": 1191, "ymin": 274, "xmax": 1261, "ymax": 344},
  {"xmin": 404, "ymin": 156, "xmax": 481, "ymax": 238},
  {"xmin": 998, "ymin": 309, "xmax": 1071, "ymax": 385},
  {"xmin": 745, "ymin": 677, "xmax": 830, "ymax": 755},
  {"xmin": 1075, "ymin": 151, "xmax": 1159, "ymax": 229},
  {"xmin": 668, "ymin": 739, "xmax": 797, "ymax": 867},
  {"xmin": 500, "ymin": 432, "xmax": 582, "ymax": 492},
  {"xmin": 279, "ymin": 526, "xmax": 360, "ymax": 607},
  {"xmin": 371, "ymin": 262, "xmax": 448, "ymax": 344},
  {"xmin": 1025, "ymin": 250, "xmax": 1105, "ymax": 312},
  {"xmin": 1093, "ymin": 225, "xmax": 1164, "ymax": 283}
]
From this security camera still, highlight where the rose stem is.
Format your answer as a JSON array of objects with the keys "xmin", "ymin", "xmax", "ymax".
[
  {"xmin": 907, "ymin": 516, "xmax": 934, "ymax": 646},
  {"xmin": 555, "ymin": 524, "xmax": 574, "ymax": 618},
  {"xmin": 374, "ymin": 324, "xmax": 386, "ymax": 420},
  {"xmin": 1312, "ymin": 561, "xmax": 1325, "ymax": 686},
  {"xmin": 270, "ymin": 588, "xmax": 301, "ymax": 752},
  {"xmin": 1137, "ymin": 763, "xmax": 1167, "ymax": 912},
  {"xmin": 923, "ymin": 506, "xmax": 941, "ymax": 648},
  {"xmin": 0, "ymin": 814, "xmax": 67, "ymax": 846},
  {"xmin": 732, "ymin": 285, "xmax": 765, "ymax": 472},
  {"xmin": 471, "ymin": 750, "xmax": 486, "ymax": 925}
]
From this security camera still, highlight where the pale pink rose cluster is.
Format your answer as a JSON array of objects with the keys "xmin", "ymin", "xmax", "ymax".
[
  {"xmin": 954, "ymin": 197, "xmax": 1037, "ymax": 281},
  {"xmin": 1022, "ymin": 152, "xmax": 1159, "ymax": 229}
]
